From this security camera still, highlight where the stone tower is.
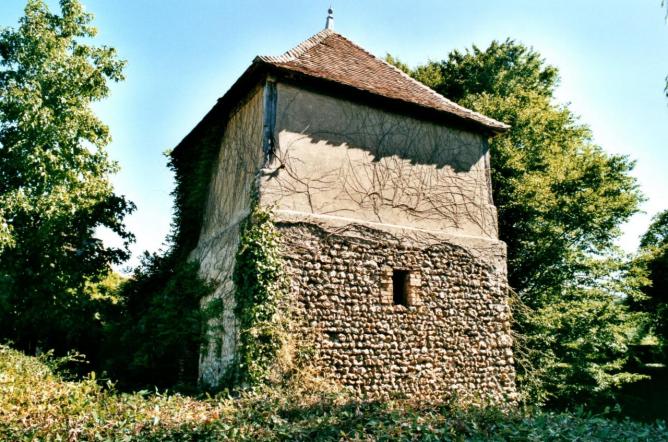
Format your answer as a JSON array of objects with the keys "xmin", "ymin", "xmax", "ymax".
[{"xmin": 171, "ymin": 27, "xmax": 516, "ymax": 402}]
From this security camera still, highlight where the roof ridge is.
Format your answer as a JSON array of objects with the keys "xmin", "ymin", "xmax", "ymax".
[{"xmin": 257, "ymin": 29, "xmax": 335, "ymax": 64}]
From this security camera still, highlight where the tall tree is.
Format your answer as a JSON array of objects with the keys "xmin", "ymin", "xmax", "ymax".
[
  {"xmin": 387, "ymin": 40, "xmax": 645, "ymax": 406},
  {"xmin": 0, "ymin": 0, "xmax": 133, "ymax": 357},
  {"xmin": 634, "ymin": 210, "xmax": 668, "ymax": 355}
]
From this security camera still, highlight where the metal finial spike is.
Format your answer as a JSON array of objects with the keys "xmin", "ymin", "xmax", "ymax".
[{"xmin": 325, "ymin": 6, "xmax": 334, "ymax": 30}]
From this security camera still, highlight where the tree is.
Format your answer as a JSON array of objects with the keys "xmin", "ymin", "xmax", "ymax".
[
  {"xmin": 634, "ymin": 210, "xmax": 668, "ymax": 355},
  {"xmin": 387, "ymin": 40, "xmax": 646, "ymax": 406},
  {"xmin": 0, "ymin": 0, "xmax": 134, "ymax": 359}
]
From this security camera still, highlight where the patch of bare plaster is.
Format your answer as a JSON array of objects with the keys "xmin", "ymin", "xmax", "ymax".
[{"xmin": 192, "ymin": 84, "xmax": 265, "ymax": 387}]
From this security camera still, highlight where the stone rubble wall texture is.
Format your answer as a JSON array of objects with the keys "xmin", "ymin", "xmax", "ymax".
[
  {"xmin": 192, "ymin": 78, "xmax": 516, "ymax": 401},
  {"xmin": 277, "ymin": 221, "xmax": 516, "ymax": 402}
]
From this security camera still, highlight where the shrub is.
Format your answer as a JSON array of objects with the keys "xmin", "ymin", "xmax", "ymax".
[{"xmin": 101, "ymin": 254, "xmax": 212, "ymax": 391}]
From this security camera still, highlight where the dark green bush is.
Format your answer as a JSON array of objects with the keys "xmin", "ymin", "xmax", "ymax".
[{"xmin": 101, "ymin": 253, "xmax": 212, "ymax": 391}]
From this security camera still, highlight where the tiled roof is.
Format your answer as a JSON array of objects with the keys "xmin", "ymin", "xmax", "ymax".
[{"xmin": 256, "ymin": 29, "xmax": 509, "ymax": 133}]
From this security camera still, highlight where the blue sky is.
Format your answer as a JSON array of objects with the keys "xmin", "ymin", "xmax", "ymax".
[{"xmin": 1, "ymin": 0, "xmax": 667, "ymax": 269}]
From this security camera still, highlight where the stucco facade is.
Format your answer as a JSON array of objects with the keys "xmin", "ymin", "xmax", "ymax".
[
  {"xmin": 191, "ymin": 85, "xmax": 265, "ymax": 385},
  {"xmin": 262, "ymin": 83, "xmax": 500, "ymax": 241}
]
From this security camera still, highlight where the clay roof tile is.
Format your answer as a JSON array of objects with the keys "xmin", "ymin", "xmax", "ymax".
[{"xmin": 257, "ymin": 29, "xmax": 509, "ymax": 133}]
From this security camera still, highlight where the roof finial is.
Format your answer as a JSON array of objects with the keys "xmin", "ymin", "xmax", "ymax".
[{"xmin": 325, "ymin": 5, "xmax": 334, "ymax": 30}]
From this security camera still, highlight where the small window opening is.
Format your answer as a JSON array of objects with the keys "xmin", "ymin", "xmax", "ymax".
[
  {"xmin": 392, "ymin": 270, "xmax": 410, "ymax": 306},
  {"xmin": 325, "ymin": 331, "xmax": 339, "ymax": 343}
]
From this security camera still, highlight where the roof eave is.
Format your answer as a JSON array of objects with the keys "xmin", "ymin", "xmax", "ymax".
[
  {"xmin": 171, "ymin": 61, "xmax": 269, "ymax": 159},
  {"xmin": 172, "ymin": 57, "xmax": 510, "ymax": 159},
  {"xmin": 258, "ymin": 60, "xmax": 510, "ymax": 136}
]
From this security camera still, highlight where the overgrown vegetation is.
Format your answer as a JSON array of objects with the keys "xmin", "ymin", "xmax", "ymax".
[
  {"xmin": 0, "ymin": 0, "xmax": 224, "ymax": 381},
  {"xmin": 94, "ymin": 114, "xmax": 221, "ymax": 390},
  {"xmin": 631, "ymin": 210, "xmax": 668, "ymax": 357},
  {"xmin": 92, "ymin": 40, "xmax": 231, "ymax": 392},
  {"xmin": 93, "ymin": 44, "xmax": 232, "ymax": 392},
  {"xmin": 230, "ymin": 202, "xmax": 288, "ymax": 386},
  {"xmin": 0, "ymin": 0, "xmax": 134, "ymax": 362},
  {"xmin": 2, "ymin": 346, "xmax": 668, "ymax": 441},
  {"xmin": 101, "ymin": 254, "xmax": 212, "ymax": 391},
  {"xmin": 1, "ymin": 0, "xmax": 665, "ymax": 437},
  {"xmin": 387, "ymin": 41, "xmax": 647, "ymax": 408}
]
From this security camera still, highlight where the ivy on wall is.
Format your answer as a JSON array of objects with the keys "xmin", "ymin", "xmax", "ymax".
[
  {"xmin": 167, "ymin": 90, "xmax": 291, "ymax": 390},
  {"xmin": 231, "ymin": 201, "xmax": 287, "ymax": 385},
  {"xmin": 100, "ymin": 115, "xmax": 226, "ymax": 391},
  {"xmin": 169, "ymin": 123, "xmax": 226, "ymax": 261}
]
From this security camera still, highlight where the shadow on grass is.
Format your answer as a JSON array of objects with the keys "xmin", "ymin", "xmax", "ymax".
[{"xmin": 617, "ymin": 363, "xmax": 668, "ymax": 423}]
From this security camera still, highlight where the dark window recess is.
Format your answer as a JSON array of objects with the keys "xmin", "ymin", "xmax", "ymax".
[
  {"xmin": 392, "ymin": 270, "xmax": 410, "ymax": 306},
  {"xmin": 325, "ymin": 331, "xmax": 339, "ymax": 343}
]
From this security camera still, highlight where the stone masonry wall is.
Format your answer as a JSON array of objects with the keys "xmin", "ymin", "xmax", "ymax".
[
  {"xmin": 277, "ymin": 221, "xmax": 516, "ymax": 403},
  {"xmin": 191, "ymin": 77, "xmax": 514, "ymax": 397}
]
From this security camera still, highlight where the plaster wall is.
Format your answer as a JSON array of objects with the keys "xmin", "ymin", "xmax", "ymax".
[
  {"xmin": 260, "ymin": 83, "xmax": 499, "ymax": 240},
  {"xmin": 191, "ymin": 85, "xmax": 265, "ymax": 387}
]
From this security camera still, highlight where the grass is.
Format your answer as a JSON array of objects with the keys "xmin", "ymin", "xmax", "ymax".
[{"xmin": 1, "ymin": 345, "xmax": 667, "ymax": 441}]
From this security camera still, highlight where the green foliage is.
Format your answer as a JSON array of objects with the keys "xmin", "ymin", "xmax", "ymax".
[
  {"xmin": 519, "ymin": 288, "xmax": 646, "ymax": 406},
  {"xmin": 95, "ymin": 28, "xmax": 224, "ymax": 391},
  {"xmin": 633, "ymin": 210, "xmax": 668, "ymax": 356},
  {"xmin": 0, "ymin": 0, "xmax": 134, "ymax": 358},
  {"xmin": 97, "ymin": 139, "xmax": 219, "ymax": 391},
  {"xmin": 83, "ymin": 270, "xmax": 125, "ymax": 304},
  {"xmin": 640, "ymin": 210, "xmax": 668, "ymax": 249},
  {"xmin": 0, "ymin": 345, "xmax": 223, "ymax": 441},
  {"xmin": 102, "ymin": 253, "xmax": 212, "ymax": 391},
  {"xmin": 387, "ymin": 40, "xmax": 645, "ymax": 406},
  {"xmin": 92, "ymin": 39, "xmax": 223, "ymax": 390},
  {"xmin": 2, "ymin": 346, "xmax": 668, "ymax": 441},
  {"xmin": 95, "ymin": 45, "xmax": 225, "ymax": 391},
  {"xmin": 404, "ymin": 40, "xmax": 559, "ymax": 102},
  {"xmin": 384, "ymin": 53, "xmax": 411, "ymax": 74},
  {"xmin": 231, "ymin": 202, "xmax": 287, "ymax": 386},
  {"xmin": 169, "ymin": 120, "xmax": 225, "ymax": 261}
]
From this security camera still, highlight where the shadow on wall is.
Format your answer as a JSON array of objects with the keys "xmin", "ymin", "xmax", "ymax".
[{"xmin": 276, "ymin": 87, "xmax": 488, "ymax": 173}]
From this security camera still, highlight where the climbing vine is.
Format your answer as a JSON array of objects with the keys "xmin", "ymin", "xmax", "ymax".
[
  {"xmin": 232, "ymin": 201, "xmax": 288, "ymax": 385},
  {"xmin": 169, "ymin": 122, "xmax": 226, "ymax": 261}
]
